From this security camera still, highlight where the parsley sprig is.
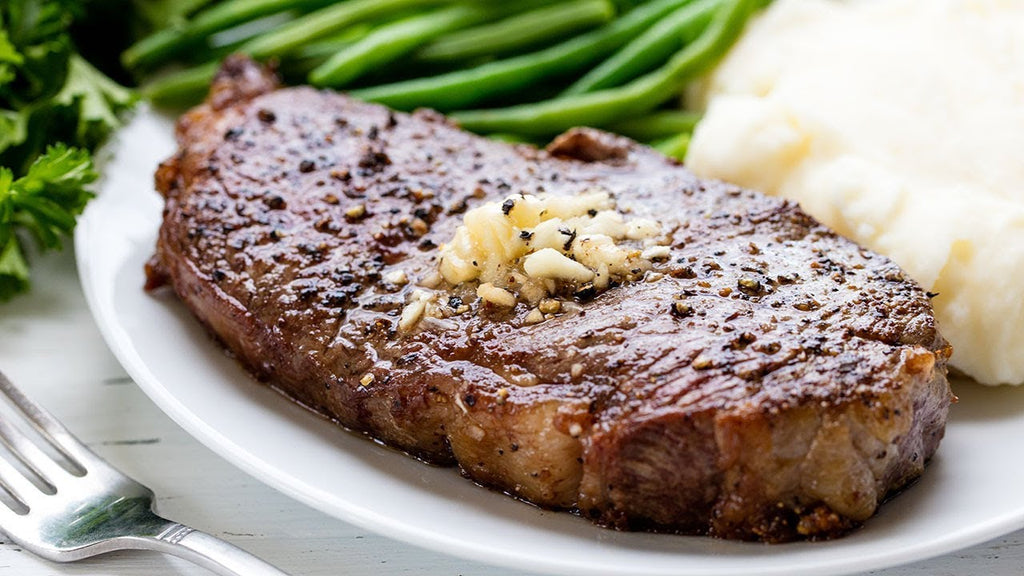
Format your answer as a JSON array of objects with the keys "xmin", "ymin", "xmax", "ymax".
[
  {"xmin": 0, "ymin": 145, "xmax": 97, "ymax": 299},
  {"xmin": 0, "ymin": 0, "xmax": 136, "ymax": 300}
]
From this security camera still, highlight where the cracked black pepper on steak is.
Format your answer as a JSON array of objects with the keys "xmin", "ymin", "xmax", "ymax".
[{"xmin": 146, "ymin": 56, "xmax": 953, "ymax": 542}]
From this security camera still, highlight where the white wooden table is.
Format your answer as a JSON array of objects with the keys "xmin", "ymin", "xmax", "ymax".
[{"xmin": 0, "ymin": 247, "xmax": 1020, "ymax": 576}]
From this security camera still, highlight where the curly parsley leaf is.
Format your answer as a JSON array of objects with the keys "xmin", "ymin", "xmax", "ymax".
[
  {"xmin": 1, "ymin": 0, "xmax": 75, "ymax": 104},
  {"xmin": 0, "ymin": 231, "xmax": 30, "ymax": 302},
  {"xmin": 55, "ymin": 54, "xmax": 138, "ymax": 151},
  {"xmin": 0, "ymin": 0, "xmax": 136, "ymax": 301},
  {"xmin": 0, "ymin": 31, "xmax": 22, "ymax": 87},
  {"xmin": 0, "ymin": 32, "xmax": 26, "ymax": 156},
  {"xmin": 0, "ymin": 144, "xmax": 96, "ymax": 297}
]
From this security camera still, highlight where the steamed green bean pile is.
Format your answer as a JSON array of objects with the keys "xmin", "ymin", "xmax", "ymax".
[{"xmin": 125, "ymin": 0, "xmax": 763, "ymax": 157}]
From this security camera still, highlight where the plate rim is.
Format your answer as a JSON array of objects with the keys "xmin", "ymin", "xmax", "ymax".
[{"xmin": 73, "ymin": 108, "xmax": 1024, "ymax": 576}]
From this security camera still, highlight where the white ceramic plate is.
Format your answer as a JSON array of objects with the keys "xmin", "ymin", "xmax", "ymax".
[{"xmin": 76, "ymin": 109, "xmax": 1024, "ymax": 576}]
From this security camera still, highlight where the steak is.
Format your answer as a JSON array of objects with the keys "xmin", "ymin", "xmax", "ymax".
[{"xmin": 147, "ymin": 56, "xmax": 953, "ymax": 541}]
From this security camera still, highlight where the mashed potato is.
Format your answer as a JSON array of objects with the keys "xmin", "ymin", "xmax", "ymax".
[{"xmin": 686, "ymin": 0, "xmax": 1024, "ymax": 385}]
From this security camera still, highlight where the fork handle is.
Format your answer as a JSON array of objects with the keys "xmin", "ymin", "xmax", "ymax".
[{"xmin": 140, "ymin": 522, "xmax": 291, "ymax": 576}]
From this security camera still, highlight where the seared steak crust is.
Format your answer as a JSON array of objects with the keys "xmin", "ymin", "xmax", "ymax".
[{"xmin": 148, "ymin": 57, "xmax": 952, "ymax": 541}]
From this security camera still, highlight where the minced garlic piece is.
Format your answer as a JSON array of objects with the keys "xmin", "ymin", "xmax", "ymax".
[
  {"xmin": 641, "ymin": 245, "xmax": 671, "ymax": 261},
  {"xmin": 570, "ymin": 363, "xmax": 584, "ymax": 378},
  {"xmin": 523, "ymin": 248, "xmax": 594, "ymax": 282},
  {"xmin": 438, "ymin": 189, "xmax": 667, "ymax": 305},
  {"xmin": 344, "ymin": 204, "xmax": 366, "ymax": 219},
  {"xmin": 399, "ymin": 289, "xmax": 434, "ymax": 331},
  {"xmin": 384, "ymin": 269, "xmax": 409, "ymax": 286},
  {"xmin": 477, "ymin": 282, "xmax": 517, "ymax": 307},
  {"xmin": 538, "ymin": 299, "xmax": 561, "ymax": 314},
  {"xmin": 524, "ymin": 308, "xmax": 545, "ymax": 324}
]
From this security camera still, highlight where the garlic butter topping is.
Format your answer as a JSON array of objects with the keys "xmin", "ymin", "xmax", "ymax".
[
  {"xmin": 439, "ymin": 189, "xmax": 667, "ymax": 303},
  {"xmin": 396, "ymin": 190, "xmax": 669, "ymax": 332}
]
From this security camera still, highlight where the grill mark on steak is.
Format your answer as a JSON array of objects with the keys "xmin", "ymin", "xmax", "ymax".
[{"xmin": 147, "ymin": 56, "xmax": 953, "ymax": 541}]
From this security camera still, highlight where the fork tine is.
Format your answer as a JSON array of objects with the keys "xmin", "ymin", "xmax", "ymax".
[
  {"xmin": 0, "ymin": 415, "xmax": 67, "ymax": 488},
  {"xmin": 0, "ymin": 491, "xmax": 23, "ymax": 525},
  {"xmin": 0, "ymin": 448, "xmax": 45, "ymax": 508},
  {"xmin": 0, "ymin": 372, "xmax": 94, "ymax": 471}
]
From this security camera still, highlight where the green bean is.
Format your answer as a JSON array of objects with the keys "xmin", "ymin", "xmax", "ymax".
[
  {"xmin": 141, "ymin": 0, "xmax": 451, "ymax": 106},
  {"xmin": 142, "ymin": 62, "xmax": 220, "ymax": 109},
  {"xmin": 350, "ymin": 0, "xmax": 698, "ymax": 112},
  {"xmin": 309, "ymin": 4, "xmax": 506, "ymax": 88},
  {"xmin": 123, "ymin": 29, "xmax": 191, "ymax": 73},
  {"xmin": 606, "ymin": 110, "xmax": 702, "ymax": 140},
  {"xmin": 563, "ymin": 0, "xmax": 720, "ymax": 95},
  {"xmin": 452, "ymin": 0, "xmax": 753, "ymax": 137},
  {"xmin": 279, "ymin": 25, "xmax": 373, "ymax": 78},
  {"xmin": 652, "ymin": 132, "xmax": 691, "ymax": 161},
  {"xmin": 123, "ymin": 0, "xmax": 335, "ymax": 72},
  {"xmin": 242, "ymin": 0, "xmax": 454, "ymax": 60},
  {"xmin": 131, "ymin": 0, "xmax": 215, "ymax": 36},
  {"xmin": 416, "ymin": 0, "xmax": 615, "ymax": 63},
  {"xmin": 143, "ymin": 20, "xmax": 381, "ymax": 108}
]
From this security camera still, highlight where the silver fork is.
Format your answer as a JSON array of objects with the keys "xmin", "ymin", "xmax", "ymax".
[{"xmin": 0, "ymin": 371, "xmax": 289, "ymax": 575}]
